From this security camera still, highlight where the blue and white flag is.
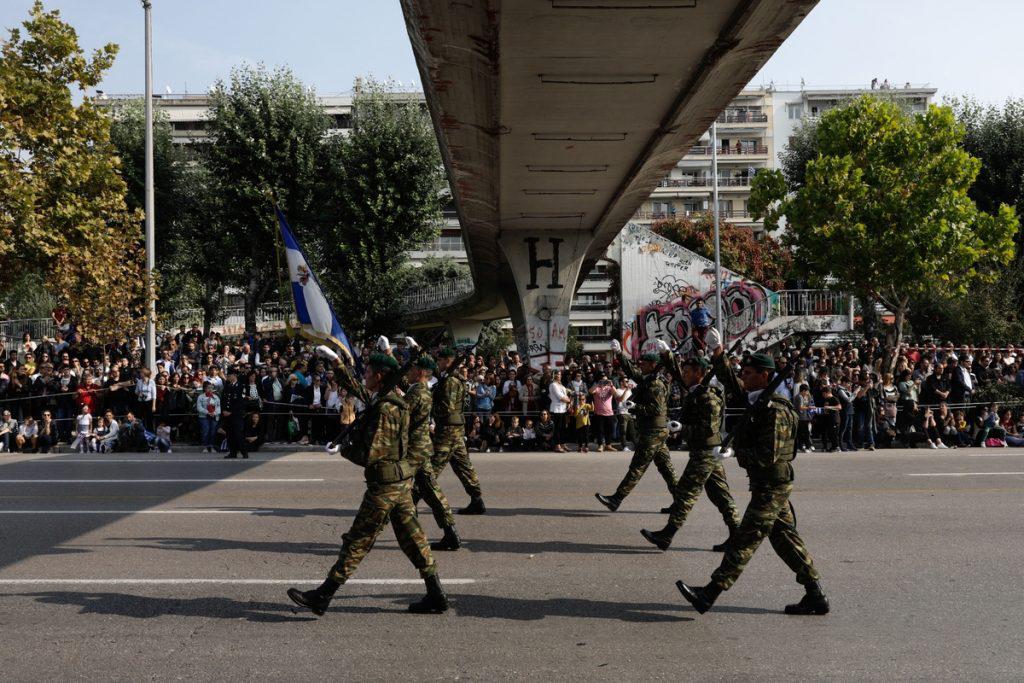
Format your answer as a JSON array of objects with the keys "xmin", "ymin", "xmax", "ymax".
[{"xmin": 277, "ymin": 208, "xmax": 354, "ymax": 362}]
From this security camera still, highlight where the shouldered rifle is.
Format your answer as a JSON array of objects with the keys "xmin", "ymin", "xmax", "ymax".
[{"xmin": 714, "ymin": 362, "xmax": 796, "ymax": 459}]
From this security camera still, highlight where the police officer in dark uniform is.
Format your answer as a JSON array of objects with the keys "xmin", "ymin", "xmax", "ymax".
[{"xmin": 222, "ymin": 368, "xmax": 248, "ymax": 459}]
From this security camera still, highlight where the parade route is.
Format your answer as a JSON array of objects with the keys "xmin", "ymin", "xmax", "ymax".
[{"xmin": 1, "ymin": 448, "xmax": 1023, "ymax": 680}]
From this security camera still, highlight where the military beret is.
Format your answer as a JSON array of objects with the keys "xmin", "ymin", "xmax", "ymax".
[
  {"xmin": 437, "ymin": 347, "xmax": 457, "ymax": 359},
  {"xmin": 640, "ymin": 352, "xmax": 660, "ymax": 363},
  {"xmin": 415, "ymin": 355, "xmax": 437, "ymax": 372},
  {"xmin": 368, "ymin": 353, "xmax": 400, "ymax": 373},
  {"xmin": 742, "ymin": 353, "xmax": 776, "ymax": 371},
  {"xmin": 683, "ymin": 356, "xmax": 711, "ymax": 370}
]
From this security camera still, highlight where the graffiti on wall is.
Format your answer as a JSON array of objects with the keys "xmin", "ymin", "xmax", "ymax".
[{"xmin": 630, "ymin": 281, "xmax": 771, "ymax": 356}]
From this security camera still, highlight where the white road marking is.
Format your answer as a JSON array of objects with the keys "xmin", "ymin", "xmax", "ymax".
[
  {"xmin": 907, "ymin": 472, "xmax": 1024, "ymax": 477},
  {"xmin": 0, "ymin": 578, "xmax": 477, "ymax": 585},
  {"xmin": 0, "ymin": 479, "xmax": 325, "ymax": 483},
  {"xmin": 0, "ymin": 510, "xmax": 285, "ymax": 515}
]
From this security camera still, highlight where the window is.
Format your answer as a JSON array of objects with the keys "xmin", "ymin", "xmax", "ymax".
[{"xmin": 787, "ymin": 103, "xmax": 803, "ymax": 119}]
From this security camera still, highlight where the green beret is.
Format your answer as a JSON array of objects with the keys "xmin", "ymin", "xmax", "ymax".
[
  {"xmin": 683, "ymin": 356, "xmax": 711, "ymax": 370},
  {"xmin": 742, "ymin": 353, "xmax": 776, "ymax": 372},
  {"xmin": 437, "ymin": 347, "xmax": 457, "ymax": 359},
  {"xmin": 640, "ymin": 352, "xmax": 660, "ymax": 363},
  {"xmin": 415, "ymin": 355, "xmax": 437, "ymax": 372},
  {"xmin": 368, "ymin": 353, "xmax": 400, "ymax": 373}
]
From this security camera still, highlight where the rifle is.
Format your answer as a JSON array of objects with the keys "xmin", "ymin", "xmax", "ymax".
[{"xmin": 715, "ymin": 361, "xmax": 796, "ymax": 458}]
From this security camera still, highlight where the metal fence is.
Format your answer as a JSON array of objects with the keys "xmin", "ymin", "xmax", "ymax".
[
  {"xmin": 771, "ymin": 290, "xmax": 851, "ymax": 317},
  {"xmin": 402, "ymin": 277, "xmax": 475, "ymax": 313},
  {"xmin": 164, "ymin": 305, "xmax": 291, "ymax": 333},
  {"xmin": 0, "ymin": 318, "xmax": 57, "ymax": 343}
]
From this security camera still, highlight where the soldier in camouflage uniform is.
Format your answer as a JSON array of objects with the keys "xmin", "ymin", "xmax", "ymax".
[
  {"xmin": 640, "ymin": 353, "xmax": 740, "ymax": 551},
  {"xmin": 403, "ymin": 353, "xmax": 461, "ymax": 551},
  {"xmin": 595, "ymin": 340, "xmax": 676, "ymax": 511},
  {"xmin": 676, "ymin": 350, "xmax": 829, "ymax": 616},
  {"xmin": 432, "ymin": 348, "xmax": 485, "ymax": 515},
  {"xmin": 288, "ymin": 351, "xmax": 449, "ymax": 616}
]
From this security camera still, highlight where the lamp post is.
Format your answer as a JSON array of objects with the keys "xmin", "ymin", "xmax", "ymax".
[
  {"xmin": 711, "ymin": 121, "xmax": 724, "ymax": 343},
  {"xmin": 142, "ymin": 0, "xmax": 156, "ymax": 373}
]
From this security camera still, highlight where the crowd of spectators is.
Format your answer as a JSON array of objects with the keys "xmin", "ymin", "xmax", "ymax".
[{"xmin": 0, "ymin": 321, "xmax": 1021, "ymax": 454}]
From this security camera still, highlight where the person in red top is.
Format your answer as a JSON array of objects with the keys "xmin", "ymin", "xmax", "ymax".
[{"xmin": 76, "ymin": 372, "xmax": 99, "ymax": 414}]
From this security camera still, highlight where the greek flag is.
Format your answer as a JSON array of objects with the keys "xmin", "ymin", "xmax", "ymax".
[{"xmin": 277, "ymin": 208, "xmax": 354, "ymax": 362}]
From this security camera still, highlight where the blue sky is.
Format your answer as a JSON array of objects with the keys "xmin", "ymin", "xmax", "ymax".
[{"xmin": 2, "ymin": 0, "xmax": 1021, "ymax": 104}]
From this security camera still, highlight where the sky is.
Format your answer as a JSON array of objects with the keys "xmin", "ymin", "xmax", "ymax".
[{"xmin": 1, "ymin": 0, "xmax": 1021, "ymax": 105}]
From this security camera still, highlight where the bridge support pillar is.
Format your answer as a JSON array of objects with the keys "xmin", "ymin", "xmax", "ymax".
[{"xmin": 499, "ymin": 231, "xmax": 591, "ymax": 370}]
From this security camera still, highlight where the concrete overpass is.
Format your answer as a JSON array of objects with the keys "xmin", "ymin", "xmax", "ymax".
[{"xmin": 400, "ymin": 0, "xmax": 819, "ymax": 367}]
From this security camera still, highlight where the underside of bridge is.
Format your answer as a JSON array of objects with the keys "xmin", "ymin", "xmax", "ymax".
[{"xmin": 401, "ymin": 0, "xmax": 819, "ymax": 367}]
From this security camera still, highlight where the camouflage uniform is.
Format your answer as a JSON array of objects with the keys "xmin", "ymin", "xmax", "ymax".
[
  {"xmin": 708, "ymin": 355, "xmax": 819, "ymax": 590},
  {"xmin": 612, "ymin": 352, "xmax": 676, "ymax": 499},
  {"xmin": 663, "ymin": 356, "xmax": 739, "ymax": 531},
  {"xmin": 431, "ymin": 372, "xmax": 482, "ymax": 499},
  {"xmin": 405, "ymin": 380, "xmax": 455, "ymax": 530},
  {"xmin": 328, "ymin": 364, "xmax": 435, "ymax": 583}
]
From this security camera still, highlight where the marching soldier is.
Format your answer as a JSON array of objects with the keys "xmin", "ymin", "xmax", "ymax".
[
  {"xmin": 595, "ymin": 339, "xmax": 676, "ymax": 511},
  {"xmin": 287, "ymin": 349, "xmax": 448, "ymax": 615},
  {"xmin": 676, "ymin": 347, "xmax": 829, "ymax": 616},
  {"xmin": 403, "ymin": 347, "xmax": 461, "ymax": 551},
  {"xmin": 221, "ymin": 368, "xmax": 248, "ymax": 459},
  {"xmin": 640, "ymin": 353, "xmax": 739, "ymax": 551},
  {"xmin": 432, "ymin": 348, "xmax": 486, "ymax": 515}
]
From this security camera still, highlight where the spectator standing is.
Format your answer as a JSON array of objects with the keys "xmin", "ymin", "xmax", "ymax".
[
  {"xmin": 548, "ymin": 371, "xmax": 571, "ymax": 452},
  {"xmin": 196, "ymin": 382, "xmax": 221, "ymax": 454},
  {"xmin": 589, "ymin": 375, "xmax": 619, "ymax": 452},
  {"xmin": 221, "ymin": 369, "xmax": 247, "ymax": 459},
  {"xmin": 135, "ymin": 368, "xmax": 157, "ymax": 431}
]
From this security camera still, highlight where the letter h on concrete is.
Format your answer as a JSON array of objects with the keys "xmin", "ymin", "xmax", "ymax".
[{"xmin": 524, "ymin": 237, "xmax": 564, "ymax": 290}]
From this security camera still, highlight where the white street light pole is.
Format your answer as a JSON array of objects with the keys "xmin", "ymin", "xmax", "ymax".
[
  {"xmin": 143, "ymin": 1, "xmax": 156, "ymax": 373},
  {"xmin": 711, "ymin": 121, "xmax": 724, "ymax": 343}
]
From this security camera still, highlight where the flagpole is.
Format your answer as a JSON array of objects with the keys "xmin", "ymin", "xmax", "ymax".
[{"xmin": 712, "ymin": 121, "xmax": 724, "ymax": 343}]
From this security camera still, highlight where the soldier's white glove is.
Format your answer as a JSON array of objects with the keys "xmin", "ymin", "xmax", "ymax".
[
  {"xmin": 610, "ymin": 339, "xmax": 622, "ymax": 353},
  {"xmin": 315, "ymin": 345, "xmax": 339, "ymax": 362},
  {"xmin": 656, "ymin": 339, "xmax": 672, "ymax": 354},
  {"xmin": 705, "ymin": 326, "xmax": 722, "ymax": 350},
  {"xmin": 325, "ymin": 442, "xmax": 341, "ymax": 455},
  {"xmin": 404, "ymin": 335, "xmax": 419, "ymax": 350},
  {"xmin": 713, "ymin": 446, "xmax": 734, "ymax": 460},
  {"xmin": 668, "ymin": 420, "xmax": 683, "ymax": 433},
  {"xmin": 376, "ymin": 335, "xmax": 390, "ymax": 353}
]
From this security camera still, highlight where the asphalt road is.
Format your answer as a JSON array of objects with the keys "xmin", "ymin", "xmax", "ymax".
[{"xmin": 1, "ymin": 446, "xmax": 1022, "ymax": 680}]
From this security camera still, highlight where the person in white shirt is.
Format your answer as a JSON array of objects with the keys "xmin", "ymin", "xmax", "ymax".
[
  {"xmin": 70, "ymin": 404, "xmax": 93, "ymax": 453},
  {"xmin": 548, "ymin": 371, "xmax": 572, "ymax": 452},
  {"xmin": 99, "ymin": 410, "xmax": 120, "ymax": 453},
  {"xmin": 135, "ymin": 367, "xmax": 157, "ymax": 431}
]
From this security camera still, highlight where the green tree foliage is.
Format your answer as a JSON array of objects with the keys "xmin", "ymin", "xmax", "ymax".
[
  {"xmin": 950, "ymin": 97, "xmax": 1024, "ymax": 227},
  {"xmin": 650, "ymin": 213, "xmax": 793, "ymax": 290},
  {"xmin": 403, "ymin": 257, "xmax": 470, "ymax": 290},
  {"xmin": 206, "ymin": 64, "xmax": 328, "ymax": 332},
  {"xmin": 0, "ymin": 2, "xmax": 147, "ymax": 341},
  {"xmin": 474, "ymin": 320, "xmax": 514, "ymax": 359},
  {"xmin": 315, "ymin": 78, "xmax": 445, "ymax": 341},
  {"xmin": 777, "ymin": 117, "xmax": 819, "ymax": 191},
  {"xmin": 750, "ymin": 96, "xmax": 1019, "ymax": 350}
]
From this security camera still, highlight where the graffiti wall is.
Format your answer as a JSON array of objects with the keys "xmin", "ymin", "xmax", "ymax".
[{"xmin": 618, "ymin": 224, "xmax": 772, "ymax": 356}]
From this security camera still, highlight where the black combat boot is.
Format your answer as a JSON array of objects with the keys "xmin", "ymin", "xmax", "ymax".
[
  {"xmin": 408, "ymin": 574, "xmax": 449, "ymax": 614},
  {"xmin": 430, "ymin": 524, "xmax": 461, "ymax": 551},
  {"xmin": 287, "ymin": 577, "xmax": 341, "ymax": 617},
  {"xmin": 659, "ymin": 505, "xmax": 673, "ymax": 514},
  {"xmin": 676, "ymin": 580, "xmax": 722, "ymax": 614},
  {"xmin": 784, "ymin": 581, "xmax": 830, "ymax": 615},
  {"xmin": 457, "ymin": 496, "xmax": 486, "ymax": 515},
  {"xmin": 595, "ymin": 492, "xmax": 622, "ymax": 511},
  {"xmin": 711, "ymin": 524, "xmax": 738, "ymax": 552},
  {"xmin": 640, "ymin": 523, "xmax": 679, "ymax": 551}
]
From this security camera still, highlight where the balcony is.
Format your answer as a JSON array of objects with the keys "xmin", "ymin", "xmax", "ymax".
[
  {"xmin": 656, "ymin": 176, "xmax": 752, "ymax": 189},
  {"xmin": 632, "ymin": 209, "xmax": 753, "ymax": 221},
  {"xmin": 716, "ymin": 111, "xmax": 769, "ymax": 124},
  {"xmin": 686, "ymin": 145, "xmax": 768, "ymax": 157}
]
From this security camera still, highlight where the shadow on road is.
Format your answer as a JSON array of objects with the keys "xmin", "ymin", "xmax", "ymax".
[
  {"xmin": 111, "ymin": 537, "xmax": 338, "ymax": 556},
  {"xmin": 478, "ymin": 507, "xmax": 657, "ymax": 518},
  {"xmin": 462, "ymin": 538, "xmax": 694, "ymax": 555},
  {"xmin": 431, "ymin": 594, "xmax": 693, "ymax": 623},
  {"xmin": 19, "ymin": 591, "xmax": 400, "ymax": 622}
]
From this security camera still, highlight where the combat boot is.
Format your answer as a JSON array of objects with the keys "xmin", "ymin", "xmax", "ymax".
[
  {"xmin": 640, "ymin": 523, "xmax": 679, "ymax": 551},
  {"xmin": 595, "ymin": 492, "xmax": 622, "ymax": 511},
  {"xmin": 430, "ymin": 524, "xmax": 461, "ymax": 551},
  {"xmin": 676, "ymin": 580, "xmax": 722, "ymax": 615},
  {"xmin": 287, "ymin": 577, "xmax": 340, "ymax": 617},
  {"xmin": 712, "ymin": 525, "xmax": 738, "ymax": 552},
  {"xmin": 457, "ymin": 496, "xmax": 486, "ymax": 515},
  {"xmin": 408, "ymin": 574, "xmax": 449, "ymax": 614},
  {"xmin": 659, "ymin": 504, "xmax": 673, "ymax": 514},
  {"xmin": 784, "ymin": 581, "xmax": 830, "ymax": 615}
]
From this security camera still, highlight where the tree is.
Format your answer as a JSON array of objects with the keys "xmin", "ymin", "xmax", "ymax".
[
  {"xmin": 750, "ymin": 96, "xmax": 1019, "ymax": 352},
  {"xmin": 206, "ymin": 64, "xmax": 328, "ymax": 333},
  {"xmin": 0, "ymin": 2, "xmax": 147, "ymax": 341},
  {"xmin": 650, "ymin": 213, "xmax": 793, "ymax": 290},
  {"xmin": 777, "ymin": 117, "xmax": 819, "ymax": 191},
  {"xmin": 404, "ymin": 256, "xmax": 470, "ymax": 291},
  {"xmin": 315, "ymin": 78, "xmax": 446, "ymax": 341},
  {"xmin": 475, "ymin": 320, "xmax": 513, "ymax": 360}
]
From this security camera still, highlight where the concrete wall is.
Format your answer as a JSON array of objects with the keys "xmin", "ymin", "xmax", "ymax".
[{"xmin": 618, "ymin": 224, "xmax": 771, "ymax": 356}]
